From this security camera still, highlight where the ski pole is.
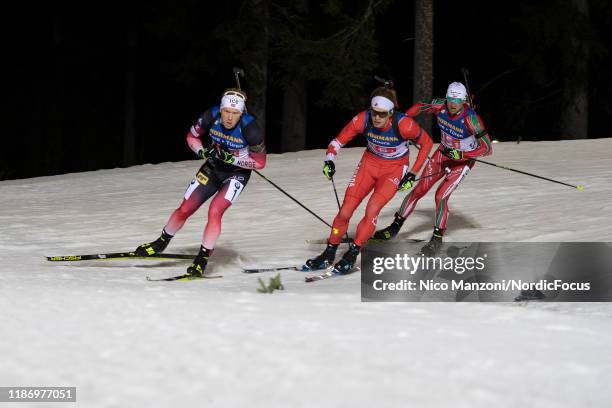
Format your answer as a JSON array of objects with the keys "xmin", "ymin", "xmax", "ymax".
[
  {"xmin": 330, "ymin": 176, "xmax": 350, "ymax": 242},
  {"xmin": 413, "ymin": 138, "xmax": 582, "ymax": 190},
  {"xmin": 232, "ymin": 67, "xmax": 245, "ymax": 94},
  {"xmin": 466, "ymin": 158, "xmax": 584, "ymax": 190},
  {"xmin": 253, "ymin": 170, "xmax": 333, "ymax": 228}
]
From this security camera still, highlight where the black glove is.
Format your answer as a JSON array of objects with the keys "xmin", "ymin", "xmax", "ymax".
[
  {"xmin": 323, "ymin": 160, "xmax": 336, "ymax": 180},
  {"xmin": 398, "ymin": 172, "xmax": 416, "ymax": 191}
]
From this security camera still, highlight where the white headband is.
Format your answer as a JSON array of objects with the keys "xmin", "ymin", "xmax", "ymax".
[
  {"xmin": 220, "ymin": 93, "xmax": 246, "ymax": 112},
  {"xmin": 371, "ymin": 96, "xmax": 394, "ymax": 112}
]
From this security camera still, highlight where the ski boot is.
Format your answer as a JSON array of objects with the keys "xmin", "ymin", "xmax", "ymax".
[
  {"xmin": 134, "ymin": 229, "xmax": 173, "ymax": 256},
  {"xmin": 304, "ymin": 242, "xmax": 339, "ymax": 271},
  {"xmin": 420, "ymin": 228, "xmax": 443, "ymax": 257},
  {"xmin": 186, "ymin": 246, "xmax": 213, "ymax": 277},
  {"xmin": 371, "ymin": 213, "xmax": 405, "ymax": 241},
  {"xmin": 332, "ymin": 243, "xmax": 361, "ymax": 274}
]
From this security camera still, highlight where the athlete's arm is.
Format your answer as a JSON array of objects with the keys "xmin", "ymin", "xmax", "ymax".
[
  {"xmin": 231, "ymin": 120, "xmax": 267, "ymax": 170},
  {"xmin": 405, "ymin": 98, "xmax": 446, "ymax": 117},
  {"xmin": 398, "ymin": 117, "xmax": 433, "ymax": 174},
  {"xmin": 186, "ymin": 109, "xmax": 215, "ymax": 156},
  {"xmin": 462, "ymin": 112, "xmax": 492, "ymax": 158},
  {"xmin": 326, "ymin": 111, "xmax": 367, "ymax": 161}
]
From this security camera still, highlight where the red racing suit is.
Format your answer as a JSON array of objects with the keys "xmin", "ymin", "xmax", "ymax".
[{"xmin": 326, "ymin": 110, "xmax": 433, "ymax": 246}]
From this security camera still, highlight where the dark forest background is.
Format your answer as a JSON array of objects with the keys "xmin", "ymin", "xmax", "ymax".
[{"xmin": 4, "ymin": 0, "xmax": 611, "ymax": 180}]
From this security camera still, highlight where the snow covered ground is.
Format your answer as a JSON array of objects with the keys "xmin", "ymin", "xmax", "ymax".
[{"xmin": 1, "ymin": 138, "xmax": 611, "ymax": 407}]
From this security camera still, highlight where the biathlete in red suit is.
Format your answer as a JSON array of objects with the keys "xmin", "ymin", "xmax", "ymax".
[
  {"xmin": 373, "ymin": 81, "xmax": 493, "ymax": 256},
  {"xmin": 304, "ymin": 86, "xmax": 433, "ymax": 273},
  {"xmin": 134, "ymin": 88, "xmax": 266, "ymax": 276}
]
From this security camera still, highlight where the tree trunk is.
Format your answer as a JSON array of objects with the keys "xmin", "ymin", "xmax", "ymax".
[
  {"xmin": 244, "ymin": 0, "xmax": 269, "ymax": 135},
  {"xmin": 413, "ymin": 0, "xmax": 434, "ymax": 139},
  {"xmin": 280, "ymin": 80, "xmax": 308, "ymax": 151},
  {"xmin": 280, "ymin": 0, "xmax": 308, "ymax": 152},
  {"xmin": 560, "ymin": 0, "xmax": 589, "ymax": 139}
]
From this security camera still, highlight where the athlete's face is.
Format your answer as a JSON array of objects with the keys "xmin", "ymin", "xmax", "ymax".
[
  {"xmin": 220, "ymin": 107, "xmax": 243, "ymax": 129},
  {"xmin": 446, "ymin": 97, "xmax": 464, "ymax": 115},
  {"xmin": 371, "ymin": 108, "xmax": 392, "ymax": 128}
]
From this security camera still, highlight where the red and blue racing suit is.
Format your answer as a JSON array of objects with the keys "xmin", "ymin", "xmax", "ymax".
[{"xmin": 396, "ymin": 99, "xmax": 492, "ymax": 232}]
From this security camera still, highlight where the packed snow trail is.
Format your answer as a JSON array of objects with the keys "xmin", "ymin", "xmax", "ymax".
[{"xmin": 1, "ymin": 139, "xmax": 611, "ymax": 407}]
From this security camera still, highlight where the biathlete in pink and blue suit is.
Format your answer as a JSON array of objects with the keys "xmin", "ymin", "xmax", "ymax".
[{"xmin": 134, "ymin": 88, "xmax": 266, "ymax": 276}]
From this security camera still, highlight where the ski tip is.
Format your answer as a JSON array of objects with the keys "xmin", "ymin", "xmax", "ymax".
[{"xmin": 576, "ymin": 185, "xmax": 585, "ymax": 191}]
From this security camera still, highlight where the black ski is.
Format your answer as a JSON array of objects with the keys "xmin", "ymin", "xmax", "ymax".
[
  {"xmin": 47, "ymin": 252, "xmax": 194, "ymax": 262},
  {"xmin": 146, "ymin": 273, "xmax": 223, "ymax": 282},
  {"xmin": 242, "ymin": 266, "xmax": 300, "ymax": 274},
  {"xmin": 368, "ymin": 237, "xmax": 425, "ymax": 244}
]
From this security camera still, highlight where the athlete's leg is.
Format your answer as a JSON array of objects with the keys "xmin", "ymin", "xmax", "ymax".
[
  {"xmin": 135, "ymin": 165, "xmax": 220, "ymax": 256},
  {"xmin": 164, "ymin": 178, "xmax": 218, "ymax": 236},
  {"xmin": 432, "ymin": 161, "xmax": 474, "ymax": 232},
  {"xmin": 201, "ymin": 176, "xmax": 248, "ymax": 249},
  {"xmin": 187, "ymin": 173, "xmax": 249, "ymax": 276},
  {"xmin": 328, "ymin": 156, "xmax": 377, "ymax": 244},
  {"xmin": 397, "ymin": 150, "xmax": 447, "ymax": 219},
  {"xmin": 353, "ymin": 164, "xmax": 404, "ymax": 246}
]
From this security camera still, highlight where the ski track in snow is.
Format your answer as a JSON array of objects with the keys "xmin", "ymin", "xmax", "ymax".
[{"xmin": 1, "ymin": 139, "xmax": 612, "ymax": 407}]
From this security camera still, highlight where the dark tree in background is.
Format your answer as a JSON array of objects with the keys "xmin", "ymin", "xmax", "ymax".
[
  {"xmin": 561, "ymin": 0, "xmax": 589, "ymax": 139},
  {"xmin": 123, "ymin": 27, "xmax": 138, "ymax": 167},
  {"xmin": 413, "ymin": 0, "xmax": 434, "ymax": 137},
  {"xmin": 276, "ymin": 0, "xmax": 310, "ymax": 152},
  {"xmin": 225, "ymin": 0, "xmax": 271, "ymax": 132},
  {"xmin": 4, "ymin": 0, "xmax": 612, "ymax": 181},
  {"xmin": 503, "ymin": 0, "xmax": 609, "ymax": 141}
]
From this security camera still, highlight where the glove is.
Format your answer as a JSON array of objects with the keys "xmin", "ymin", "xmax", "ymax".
[
  {"xmin": 217, "ymin": 148, "xmax": 235, "ymax": 164},
  {"xmin": 198, "ymin": 145, "xmax": 215, "ymax": 160},
  {"xmin": 323, "ymin": 160, "xmax": 335, "ymax": 180},
  {"xmin": 398, "ymin": 172, "xmax": 416, "ymax": 192},
  {"xmin": 442, "ymin": 146, "xmax": 464, "ymax": 160}
]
